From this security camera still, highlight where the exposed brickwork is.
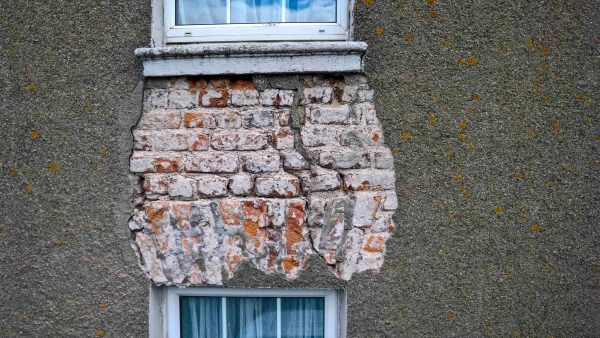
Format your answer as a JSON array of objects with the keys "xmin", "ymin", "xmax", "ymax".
[{"xmin": 130, "ymin": 75, "xmax": 398, "ymax": 285}]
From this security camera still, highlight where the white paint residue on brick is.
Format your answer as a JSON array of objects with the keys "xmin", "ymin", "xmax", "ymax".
[{"xmin": 130, "ymin": 75, "xmax": 398, "ymax": 285}]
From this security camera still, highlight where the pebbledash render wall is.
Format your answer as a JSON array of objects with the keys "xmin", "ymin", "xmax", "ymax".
[{"xmin": 129, "ymin": 75, "xmax": 398, "ymax": 285}]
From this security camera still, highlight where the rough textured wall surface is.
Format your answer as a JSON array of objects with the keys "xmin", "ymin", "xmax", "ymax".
[
  {"xmin": 0, "ymin": 1, "xmax": 599, "ymax": 338},
  {"xmin": 129, "ymin": 76, "xmax": 397, "ymax": 285}
]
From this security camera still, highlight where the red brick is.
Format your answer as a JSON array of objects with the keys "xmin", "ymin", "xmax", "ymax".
[
  {"xmin": 211, "ymin": 131, "xmax": 268, "ymax": 151},
  {"xmin": 286, "ymin": 201, "xmax": 306, "ymax": 255},
  {"xmin": 183, "ymin": 112, "xmax": 217, "ymax": 128},
  {"xmin": 139, "ymin": 110, "xmax": 181, "ymax": 129},
  {"xmin": 255, "ymin": 174, "xmax": 300, "ymax": 197},
  {"xmin": 199, "ymin": 89, "xmax": 228, "ymax": 107},
  {"xmin": 272, "ymin": 129, "xmax": 295, "ymax": 150},
  {"xmin": 130, "ymin": 154, "xmax": 182, "ymax": 173}
]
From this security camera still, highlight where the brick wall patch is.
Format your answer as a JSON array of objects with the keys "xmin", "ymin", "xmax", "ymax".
[{"xmin": 130, "ymin": 75, "xmax": 398, "ymax": 285}]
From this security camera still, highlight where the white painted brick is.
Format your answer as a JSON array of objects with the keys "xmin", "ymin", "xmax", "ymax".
[
  {"xmin": 168, "ymin": 90, "xmax": 197, "ymax": 109},
  {"xmin": 302, "ymin": 87, "xmax": 333, "ymax": 104},
  {"xmin": 185, "ymin": 153, "xmax": 239, "ymax": 173},
  {"xmin": 168, "ymin": 176, "xmax": 196, "ymax": 200},
  {"xmin": 300, "ymin": 126, "xmax": 339, "ymax": 147},
  {"xmin": 211, "ymin": 131, "xmax": 268, "ymax": 151},
  {"xmin": 308, "ymin": 105, "xmax": 351, "ymax": 124},
  {"xmin": 281, "ymin": 150, "xmax": 310, "ymax": 170},
  {"xmin": 343, "ymin": 169, "xmax": 396, "ymax": 191},
  {"xmin": 231, "ymin": 89, "xmax": 260, "ymax": 106},
  {"xmin": 319, "ymin": 148, "xmax": 371, "ymax": 169},
  {"xmin": 197, "ymin": 175, "xmax": 228, "ymax": 197},
  {"xmin": 229, "ymin": 173, "xmax": 254, "ymax": 196},
  {"xmin": 255, "ymin": 173, "xmax": 300, "ymax": 197},
  {"xmin": 241, "ymin": 151, "xmax": 280, "ymax": 173}
]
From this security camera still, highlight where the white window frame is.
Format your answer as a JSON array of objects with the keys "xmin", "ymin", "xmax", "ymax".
[
  {"xmin": 160, "ymin": 287, "xmax": 343, "ymax": 338},
  {"xmin": 163, "ymin": 0, "xmax": 350, "ymax": 43}
]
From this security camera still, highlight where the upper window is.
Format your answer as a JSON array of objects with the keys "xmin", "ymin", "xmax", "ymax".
[
  {"xmin": 164, "ymin": 0, "xmax": 350, "ymax": 43},
  {"xmin": 161, "ymin": 287, "xmax": 344, "ymax": 338}
]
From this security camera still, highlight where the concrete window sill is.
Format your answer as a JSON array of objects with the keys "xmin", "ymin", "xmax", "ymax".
[{"xmin": 134, "ymin": 42, "xmax": 367, "ymax": 77}]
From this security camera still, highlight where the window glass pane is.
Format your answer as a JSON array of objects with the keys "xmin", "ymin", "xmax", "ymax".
[
  {"xmin": 286, "ymin": 0, "xmax": 336, "ymax": 23},
  {"xmin": 226, "ymin": 297, "xmax": 278, "ymax": 338},
  {"xmin": 176, "ymin": 0, "xmax": 228, "ymax": 25},
  {"xmin": 281, "ymin": 297, "xmax": 325, "ymax": 338},
  {"xmin": 230, "ymin": 0, "xmax": 282, "ymax": 24},
  {"xmin": 180, "ymin": 296, "xmax": 223, "ymax": 338}
]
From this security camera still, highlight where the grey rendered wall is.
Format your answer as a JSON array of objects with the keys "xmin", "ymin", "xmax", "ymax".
[{"xmin": 1, "ymin": 1, "xmax": 599, "ymax": 338}]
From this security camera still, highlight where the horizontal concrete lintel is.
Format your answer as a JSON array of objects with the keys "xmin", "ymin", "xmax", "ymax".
[{"xmin": 135, "ymin": 42, "xmax": 367, "ymax": 76}]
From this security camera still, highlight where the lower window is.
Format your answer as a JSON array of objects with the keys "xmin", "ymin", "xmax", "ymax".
[{"xmin": 162, "ymin": 287, "xmax": 343, "ymax": 338}]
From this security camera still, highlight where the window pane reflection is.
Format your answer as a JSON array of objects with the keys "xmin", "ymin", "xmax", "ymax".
[{"xmin": 176, "ymin": 0, "xmax": 337, "ymax": 25}]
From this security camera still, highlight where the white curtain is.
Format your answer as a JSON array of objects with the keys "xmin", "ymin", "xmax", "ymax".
[
  {"xmin": 176, "ymin": 0, "xmax": 228, "ymax": 25},
  {"xmin": 281, "ymin": 297, "xmax": 324, "ymax": 338},
  {"xmin": 230, "ymin": 0, "xmax": 281, "ymax": 23},
  {"xmin": 180, "ymin": 297, "xmax": 223, "ymax": 338},
  {"xmin": 227, "ymin": 297, "xmax": 277, "ymax": 338},
  {"xmin": 286, "ymin": 0, "xmax": 336, "ymax": 23}
]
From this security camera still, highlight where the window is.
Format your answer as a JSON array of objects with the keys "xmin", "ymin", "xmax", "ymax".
[
  {"xmin": 163, "ymin": 0, "xmax": 350, "ymax": 43},
  {"xmin": 159, "ymin": 287, "xmax": 344, "ymax": 338}
]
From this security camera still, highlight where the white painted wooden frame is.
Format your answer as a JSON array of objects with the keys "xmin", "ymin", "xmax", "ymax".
[
  {"xmin": 163, "ymin": 0, "xmax": 350, "ymax": 43},
  {"xmin": 160, "ymin": 287, "xmax": 343, "ymax": 338}
]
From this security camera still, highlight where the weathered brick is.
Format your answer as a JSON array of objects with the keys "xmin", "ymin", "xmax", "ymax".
[
  {"xmin": 131, "ymin": 154, "xmax": 182, "ymax": 173},
  {"xmin": 168, "ymin": 176, "xmax": 196, "ymax": 200},
  {"xmin": 360, "ymin": 103, "xmax": 380, "ymax": 125},
  {"xmin": 302, "ymin": 87, "xmax": 333, "ymax": 104},
  {"xmin": 136, "ymin": 232, "xmax": 167, "ymax": 283},
  {"xmin": 335, "ymin": 229, "xmax": 364, "ymax": 280},
  {"xmin": 272, "ymin": 128, "xmax": 295, "ymax": 150},
  {"xmin": 381, "ymin": 192, "xmax": 398, "ymax": 211},
  {"xmin": 343, "ymin": 170, "xmax": 396, "ymax": 191},
  {"xmin": 285, "ymin": 200, "xmax": 306, "ymax": 254},
  {"xmin": 197, "ymin": 175, "xmax": 228, "ymax": 197},
  {"xmin": 341, "ymin": 85, "xmax": 359, "ymax": 103},
  {"xmin": 187, "ymin": 131, "xmax": 210, "ymax": 151},
  {"xmin": 260, "ymin": 89, "xmax": 294, "ymax": 106},
  {"xmin": 139, "ymin": 110, "xmax": 181, "ymax": 129},
  {"xmin": 209, "ymin": 77, "xmax": 230, "ymax": 89},
  {"xmin": 300, "ymin": 126, "xmax": 339, "ymax": 147},
  {"xmin": 168, "ymin": 90, "xmax": 197, "ymax": 109},
  {"xmin": 217, "ymin": 112, "xmax": 242, "ymax": 129},
  {"xmin": 255, "ymin": 173, "xmax": 300, "ymax": 197},
  {"xmin": 344, "ymin": 74, "xmax": 368, "ymax": 85},
  {"xmin": 308, "ymin": 105, "xmax": 350, "ymax": 124},
  {"xmin": 319, "ymin": 148, "xmax": 371, "ymax": 169},
  {"xmin": 220, "ymin": 200, "xmax": 241, "ymax": 227},
  {"xmin": 242, "ymin": 110, "xmax": 274, "ymax": 128},
  {"xmin": 183, "ymin": 112, "xmax": 217, "ymax": 128},
  {"xmin": 281, "ymin": 150, "xmax": 310, "ymax": 170},
  {"xmin": 133, "ymin": 130, "xmax": 189, "ymax": 151},
  {"xmin": 371, "ymin": 212, "xmax": 395, "ymax": 233},
  {"xmin": 229, "ymin": 173, "xmax": 254, "ymax": 196},
  {"xmin": 144, "ymin": 89, "xmax": 168, "ymax": 110},
  {"xmin": 231, "ymin": 89, "xmax": 260, "ymax": 106},
  {"xmin": 267, "ymin": 200, "xmax": 288, "ymax": 228},
  {"xmin": 241, "ymin": 151, "xmax": 280, "ymax": 173},
  {"xmin": 143, "ymin": 175, "xmax": 169, "ymax": 196},
  {"xmin": 276, "ymin": 109, "xmax": 291, "ymax": 127},
  {"xmin": 185, "ymin": 153, "xmax": 239, "ymax": 173},
  {"xmin": 340, "ymin": 127, "xmax": 384, "ymax": 147},
  {"xmin": 211, "ymin": 131, "xmax": 268, "ymax": 151},
  {"xmin": 171, "ymin": 203, "xmax": 192, "ymax": 230},
  {"xmin": 352, "ymin": 193, "xmax": 382, "ymax": 228},
  {"xmin": 299, "ymin": 166, "xmax": 341, "ymax": 192},
  {"xmin": 242, "ymin": 199, "xmax": 268, "ymax": 251},
  {"xmin": 199, "ymin": 89, "xmax": 228, "ymax": 107},
  {"xmin": 373, "ymin": 148, "xmax": 394, "ymax": 169},
  {"xmin": 358, "ymin": 89, "xmax": 374, "ymax": 102}
]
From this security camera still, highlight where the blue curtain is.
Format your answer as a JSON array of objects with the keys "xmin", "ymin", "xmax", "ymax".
[
  {"xmin": 180, "ymin": 296, "xmax": 323, "ymax": 338},
  {"xmin": 227, "ymin": 297, "xmax": 278, "ymax": 338},
  {"xmin": 180, "ymin": 297, "xmax": 223, "ymax": 338},
  {"xmin": 281, "ymin": 297, "xmax": 324, "ymax": 338}
]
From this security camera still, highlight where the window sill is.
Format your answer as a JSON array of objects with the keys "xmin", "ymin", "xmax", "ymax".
[{"xmin": 134, "ymin": 41, "xmax": 367, "ymax": 77}]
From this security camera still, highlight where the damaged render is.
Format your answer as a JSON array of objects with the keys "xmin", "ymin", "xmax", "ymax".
[{"xmin": 128, "ymin": 74, "xmax": 398, "ymax": 285}]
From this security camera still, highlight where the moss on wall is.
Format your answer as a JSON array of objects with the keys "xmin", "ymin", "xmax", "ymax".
[{"xmin": 0, "ymin": 0, "xmax": 598, "ymax": 337}]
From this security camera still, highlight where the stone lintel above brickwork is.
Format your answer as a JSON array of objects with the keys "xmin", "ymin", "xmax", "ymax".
[{"xmin": 135, "ymin": 42, "xmax": 368, "ymax": 77}]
